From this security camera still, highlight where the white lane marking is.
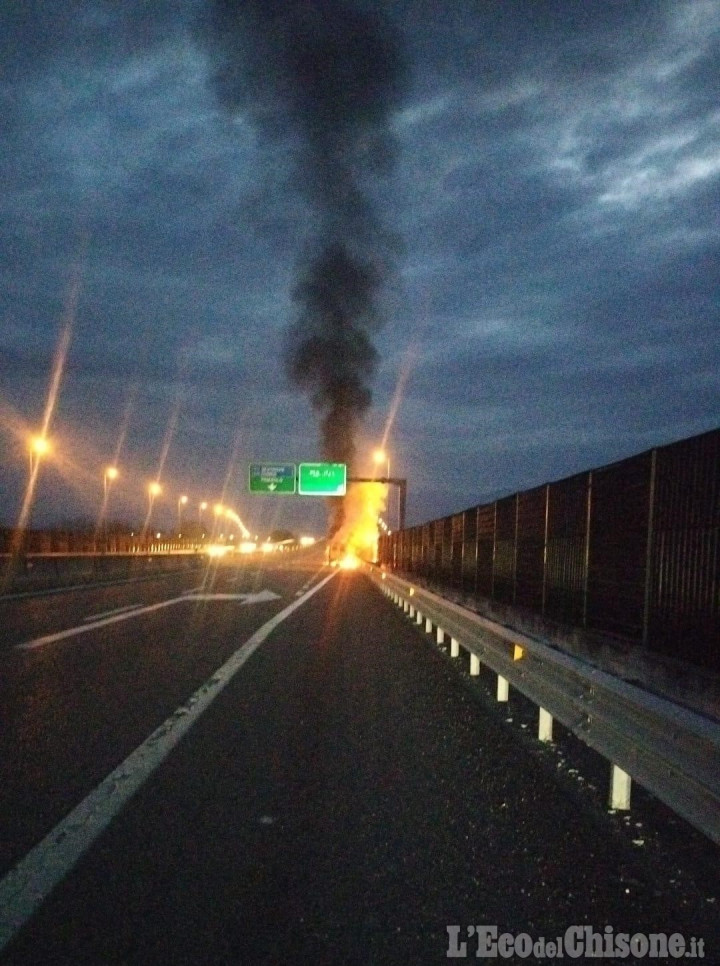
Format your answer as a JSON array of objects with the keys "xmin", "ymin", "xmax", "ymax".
[
  {"xmin": 17, "ymin": 590, "xmax": 282, "ymax": 651},
  {"xmin": 0, "ymin": 571, "xmax": 336, "ymax": 952},
  {"xmin": 82, "ymin": 604, "xmax": 142, "ymax": 623},
  {"xmin": 17, "ymin": 598, "xmax": 185, "ymax": 651}
]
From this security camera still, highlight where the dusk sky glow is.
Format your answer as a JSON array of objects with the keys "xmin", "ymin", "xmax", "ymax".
[{"xmin": 1, "ymin": 0, "xmax": 718, "ymax": 536}]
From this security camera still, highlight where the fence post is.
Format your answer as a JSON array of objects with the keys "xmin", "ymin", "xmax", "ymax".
[
  {"xmin": 474, "ymin": 506, "xmax": 480, "ymax": 596},
  {"xmin": 512, "ymin": 493, "xmax": 519, "ymax": 604},
  {"xmin": 541, "ymin": 483, "xmax": 550, "ymax": 617},
  {"xmin": 642, "ymin": 449, "xmax": 658, "ymax": 647},
  {"xmin": 491, "ymin": 501, "xmax": 498, "ymax": 600},
  {"xmin": 583, "ymin": 471, "xmax": 593, "ymax": 627}
]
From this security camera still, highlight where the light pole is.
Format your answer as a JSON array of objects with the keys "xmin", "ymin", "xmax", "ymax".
[
  {"xmin": 373, "ymin": 449, "xmax": 407, "ymax": 530},
  {"xmin": 373, "ymin": 448, "xmax": 394, "ymax": 529},
  {"xmin": 198, "ymin": 501, "xmax": 208, "ymax": 546},
  {"xmin": 103, "ymin": 466, "xmax": 119, "ymax": 549},
  {"xmin": 147, "ymin": 482, "xmax": 162, "ymax": 540},
  {"xmin": 177, "ymin": 494, "xmax": 188, "ymax": 535},
  {"xmin": 24, "ymin": 436, "xmax": 51, "ymax": 542},
  {"xmin": 372, "ymin": 448, "xmax": 390, "ymax": 480},
  {"xmin": 213, "ymin": 502, "xmax": 223, "ymax": 533},
  {"xmin": 104, "ymin": 465, "xmax": 119, "ymax": 501}
]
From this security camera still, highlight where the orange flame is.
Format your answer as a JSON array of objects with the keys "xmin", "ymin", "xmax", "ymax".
[{"xmin": 329, "ymin": 481, "xmax": 386, "ymax": 567}]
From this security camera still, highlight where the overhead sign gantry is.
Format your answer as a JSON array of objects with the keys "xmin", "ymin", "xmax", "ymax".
[{"xmin": 248, "ymin": 462, "xmax": 347, "ymax": 497}]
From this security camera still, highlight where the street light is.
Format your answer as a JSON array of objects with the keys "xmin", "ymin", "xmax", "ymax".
[
  {"xmin": 104, "ymin": 465, "xmax": 119, "ymax": 500},
  {"xmin": 148, "ymin": 481, "xmax": 162, "ymax": 515},
  {"xmin": 178, "ymin": 494, "xmax": 188, "ymax": 532},
  {"xmin": 103, "ymin": 466, "xmax": 119, "ymax": 548},
  {"xmin": 212, "ymin": 503, "xmax": 225, "ymax": 541},
  {"xmin": 372, "ymin": 448, "xmax": 390, "ymax": 480},
  {"xmin": 29, "ymin": 435, "xmax": 51, "ymax": 476},
  {"xmin": 145, "ymin": 482, "xmax": 162, "ymax": 542},
  {"xmin": 373, "ymin": 447, "xmax": 397, "ymax": 530}
]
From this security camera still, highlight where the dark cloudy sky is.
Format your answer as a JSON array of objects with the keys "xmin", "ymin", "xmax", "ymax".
[{"xmin": 1, "ymin": 0, "xmax": 718, "ymax": 536}]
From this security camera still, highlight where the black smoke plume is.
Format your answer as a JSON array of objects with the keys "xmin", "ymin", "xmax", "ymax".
[{"xmin": 205, "ymin": 0, "xmax": 405, "ymax": 534}]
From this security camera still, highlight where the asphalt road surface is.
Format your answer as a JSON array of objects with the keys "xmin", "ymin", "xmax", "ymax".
[{"xmin": 0, "ymin": 549, "xmax": 718, "ymax": 964}]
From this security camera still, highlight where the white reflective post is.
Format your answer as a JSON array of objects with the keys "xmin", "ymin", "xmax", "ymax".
[
  {"xmin": 538, "ymin": 708, "xmax": 553, "ymax": 742},
  {"xmin": 609, "ymin": 764, "xmax": 632, "ymax": 810},
  {"xmin": 497, "ymin": 675, "xmax": 509, "ymax": 701}
]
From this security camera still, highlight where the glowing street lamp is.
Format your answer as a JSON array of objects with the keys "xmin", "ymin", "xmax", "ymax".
[
  {"xmin": 198, "ymin": 500, "xmax": 208, "ymax": 524},
  {"xmin": 372, "ymin": 448, "xmax": 390, "ymax": 480},
  {"xmin": 29, "ymin": 435, "xmax": 51, "ymax": 476},
  {"xmin": 148, "ymin": 481, "xmax": 162, "ymax": 518},
  {"xmin": 102, "ymin": 466, "xmax": 119, "ymax": 547},
  {"xmin": 104, "ymin": 465, "xmax": 119, "ymax": 500}
]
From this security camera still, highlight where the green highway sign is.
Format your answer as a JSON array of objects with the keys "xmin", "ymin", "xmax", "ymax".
[
  {"xmin": 248, "ymin": 462, "xmax": 297, "ymax": 494},
  {"xmin": 298, "ymin": 462, "xmax": 347, "ymax": 496}
]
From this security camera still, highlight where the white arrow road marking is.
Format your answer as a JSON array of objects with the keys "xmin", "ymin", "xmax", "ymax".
[
  {"xmin": 0, "ymin": 572, "xmax": 337, "ymax": 953},
  {"xmin": 185, "ymin": 590, "xmax": 281, "ymax": 604},
  {"xmin": 17, "ymin": 590, "xmax": 282, "ymax": 651}
]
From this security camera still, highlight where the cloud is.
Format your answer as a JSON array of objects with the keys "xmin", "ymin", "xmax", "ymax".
[{"xmin": 0, "ymin": 0, "xmax": 718, "ymax": 529}]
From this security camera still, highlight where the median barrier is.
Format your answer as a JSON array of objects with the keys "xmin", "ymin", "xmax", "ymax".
[{"xmin": 1, "ymin": 552, "xmax": 204, "ymax": 595}]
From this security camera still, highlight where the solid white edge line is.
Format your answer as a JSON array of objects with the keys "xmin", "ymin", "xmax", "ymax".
[{"xmin": 0, "ymin": 570, "xmax": 337, "ymax": 952}]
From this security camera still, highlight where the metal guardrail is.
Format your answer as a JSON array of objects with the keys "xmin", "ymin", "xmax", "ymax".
[{"xmin": 370, "ymin": 568, "xmax": 720, "ymax": 846}]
